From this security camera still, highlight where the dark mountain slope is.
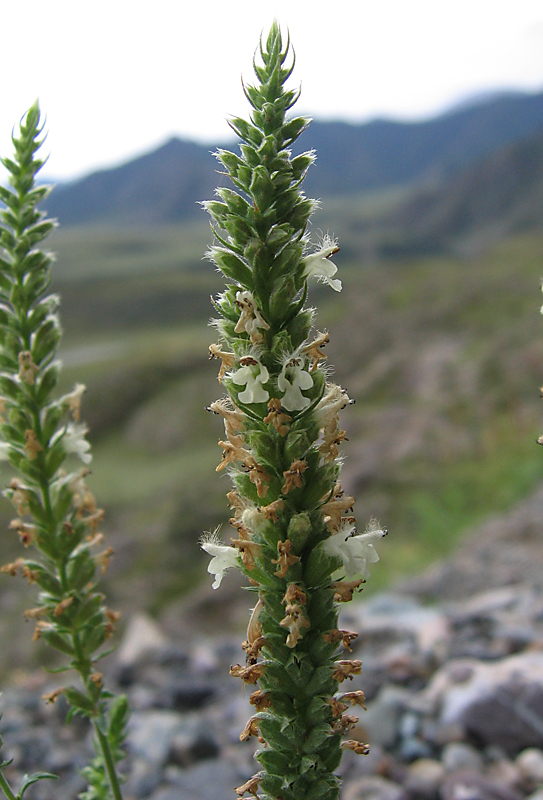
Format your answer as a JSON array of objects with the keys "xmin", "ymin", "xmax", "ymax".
[
  {"xmin": 301, "ymin": 91, "xmax": 543, "ymax": 195},
  {"xmin": 47, "ymin": 138, "xmax": 221, "ymax": 226},
  {"xmin": 45, "ymin": 90, "xmax": 543, "ymax": 227},
  {"xmin": 386, "ymin": 129, "xmax": 543, "ymax": 252}
]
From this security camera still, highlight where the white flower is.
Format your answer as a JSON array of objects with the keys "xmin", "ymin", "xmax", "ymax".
[
  {"xmin": 62, "ymin": 423, "xmax": 92, "ymax": 464},
  {"xmin": 200, "ymin": 527, "xmax": 241, "ymax": 589},
  {"xmin": 231, "ymin": 357, "xmax": 270, "ymax": 404},
  {"xmin": 63, "ymin": 382, "xmax": 86, "ymax": 421},
  {"xmin": 323, "ymin": 519, "xmax": 386, "ymax": 580},
  {"xmin": 0, "ymin": 442, "xmax": 10, "ymax": 461},
  {"xmin": 234, "ymin": 291, "xmax": 270, "ymax": 343},
  {"xmin": 314, "ymin": 383, "xmax": 353, "ymax": 429},
  {"xmin": 302, "ymin": 236, "xmax": 342, "ymax": 292},
  {"xmin": 277, "ymin": 357, "xmax": 314, "ymax": 411}
]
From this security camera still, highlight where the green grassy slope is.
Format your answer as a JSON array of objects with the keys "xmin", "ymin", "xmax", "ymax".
[{"xmin": 1, "ymin": 221, "xmax": 542, "ymax": 673}]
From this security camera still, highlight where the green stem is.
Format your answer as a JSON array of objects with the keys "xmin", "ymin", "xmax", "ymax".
[
  {"xmin": 93, "ymin": 722, "xmax": 123, "ymax": 800},
  {"xmin": 0, "ymin": 770, "xmax": 17, "ymax": 800}
]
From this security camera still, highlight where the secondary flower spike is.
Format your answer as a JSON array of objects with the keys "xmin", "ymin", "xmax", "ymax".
[
  {"xmin": 201, "ymin": 22, "xmax": 386, "ymax": 800},
  {"xmin": 0, "ymin": 103, "xmax": 128, "ymax": 800}
]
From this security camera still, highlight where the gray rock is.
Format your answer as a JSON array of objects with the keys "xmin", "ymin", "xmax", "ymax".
[
  {"xmin": 342, "ymin": 593, "xmax": 449, "ymax": 658},
  {"xmin": 169, "ymin": 680, "xmax": 216, "ymax": 711},
  {"xmin": 516, "ymin": 748, "xmax": 543, "ymax": 784},
  {"xmin": 53, "ymin": 773, "xmax": 87, "ymax": 800},
  {"xmin": 461, "ymin": 679, "xmax": 543, "ymax": 755},
  {"xmin": 400, "ymin": 712, "xmax": 421, "ymax": 739},
  {"xmin": 343, "ymin": 775, "xmax": 404, "ymax": 800},
  {"xmin": 116, "ymin": 613, "xmax": 168, "ymax": 669},
  {"xmin": 359, "ymin": 686, "xmax": 413, "ymax": 748},
  {"xmin": 404, "ymin": 758, "xmax": 445, "ymax": 799},
  {"xmin": 441, "ymin": 743, "xmax": 484, "ymax": 774},
  {"xmin": 440, "ymin": 771, "xmax": 524, "ymax": 800},
  {"xmin": 399, "ymin": 736, "xmax": 432, "ymax": 762},
  {"xmin": 156, "ymin": 758, "xmax": 250, "ymax": 800},
  {"xmin": 485, "ymin": 759, "xmax": 522, "ymax": 789},
  {"xmin": 168, "ymin": 726, "xmax": 220, "ymax": 766},
  {"xmin": 2, "ymin": 727, "xmax": 53, "ymax": 770},
  {"xmin": 148, "ymin": 789, "xmax": 187, "ymax": 800},
  {"xmin": 123, "ymin": 757, "xmax": 163, "ymax": 799},
  {"xmin": 127, "ymin": 710, "xmax": 191, "ymax": 765},
  {"xmin": 415, "ymin": 652, "xmax": 543, "ymax": 754}
]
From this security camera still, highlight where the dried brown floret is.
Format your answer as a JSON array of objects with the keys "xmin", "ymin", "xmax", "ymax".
[
  {"xmin": 263, "ymin": 398, "xmax": 292, "ymax": 436},
  {"xmin": 230, "ymin": 663, "xmax": 266, "ymax": 684},
  {"xmin": 341, "ymin": 740, "xmax": 370, "ymax": 755},
  {"xmin": 332, "ymin": 659, "xmax": 362, "ymax": 682},
  {"xmin": 332, "ymin": 578, "xmax": 365, "ymax": 602},
  {"xmin": 271, "ymin": 540, "xmax": 300, "ymax": 578},
  {"xmin": 282, "ymin": 460, "xmax": 308, "ymax": 494}
]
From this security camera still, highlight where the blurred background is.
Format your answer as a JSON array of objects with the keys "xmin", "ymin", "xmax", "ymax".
[{"xmin": 0, "ymin": 0, "xmax": 543, "ymax": 671}]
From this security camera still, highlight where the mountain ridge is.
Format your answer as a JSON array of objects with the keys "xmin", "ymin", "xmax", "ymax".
[{"xmin": 44, "ymin": 90, "xmax": 543, "ymax": 229}]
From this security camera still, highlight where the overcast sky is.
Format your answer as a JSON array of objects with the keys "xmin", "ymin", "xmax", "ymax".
[{"xmin": 1, "ymin": 0, "xmax": 543, "ymax": 181}]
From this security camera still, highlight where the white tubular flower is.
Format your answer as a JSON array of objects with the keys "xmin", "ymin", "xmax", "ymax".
[
  {"xmin": 232, "ymin": 357, "xmax": 270, "ymax": 404},
  {"xmin": 62, "ymin": 423, "xmax": 92, "ymax": 464},
  {"xmin": 200, "ymin": 528, "xmax": 241, "ymax": 589},
  {"xmin": 302, "ymin": 236, "xmax": 342, "ymax": 292},
  {"xmin": 234, "ymin": 291, "xmax": 270, "ymax": 343},
  {"xmin": 323, "ymin": 519, "xmax": 386, "ymax": 580},
  {"xmin": 277, "ymin": 357, "xmax": 314, "ymax": 411},
  {"xmin": 314, "ymin": 383, "xmax": 353, "ymax": 429},
  {"xmin": 63, "ymin": 382, "xmax": 86, "ymax": 422}
]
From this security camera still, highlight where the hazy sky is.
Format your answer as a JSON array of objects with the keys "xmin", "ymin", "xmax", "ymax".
[{"xmin": 1, "ymin": 0, "xmax": 543, "ymax": 181}]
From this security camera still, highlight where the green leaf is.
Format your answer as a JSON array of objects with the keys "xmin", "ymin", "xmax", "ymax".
[
  {"xmin": 228, "ymin": 117, "xmax": 262, "ymax": 146},
  {"xmin": 43, "ymin": 665, "xmax": 70, "ymax": 674},
  {"xmin": 79, "ymin": 624, "xmax": 106, "ymax": 655},
  {"xmin": 0, "ymin": 374, "xmax": 21, "ymax": 399},
  {"xmin": 22, "ymin": 561, "xmax": 62, "ymax": 595},
  {"xmin": 209, "ymin": 246, "xmax": 253, "ymax": 286},
  {"xmin": 67, "ymin": 550, "xmax": 96, "ymax": 591},
  {"xmin": 257, "ymin": 748, "xmax": 291, "ymax": 776},
  {"xmin": 30, "ymin": 317, "xmax": 61, "ymax": 365},
  {"xmin": 291, "ymin": 151, "xmax": 316, "ymax": 181},
  {"xmin": 300, "ymin": 756, "xmax": 317, "ymax": 774},
  {"xmin": 108, "ymin": 695, "xmax": 129, "ymax": 744},
  {"xmin": 250, "ymin": 165, "xmax": 274, "ymax": 210},
  {"xmin": 64, "ymin": 687, "xmax": 95, "ymax": 715},
  {"xmin": 281, "ymin": 116, "xmax": 310, "ymax": 146},
  {"xmin": 19, "ymin": 772, "xmax": 57, "ymax": 798},
  {"xmin": 34, "ymin": 360, "xmax": 60, "ymax": 404},
  {"xmin": 217, "ymin": 187, "xmax": 251, "ymax": 218},
  {"xmin": 41, "ymin": 628, "xmax": 74, "ymax": 656},
  {"xmin": 72, "ymin": 595, "xmax": 104, "ymax": 626}
]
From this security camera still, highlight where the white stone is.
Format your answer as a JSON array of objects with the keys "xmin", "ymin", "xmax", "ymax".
[{"xmin": 116, "ymin": 612, "xmax": 168, "ymax": 667}]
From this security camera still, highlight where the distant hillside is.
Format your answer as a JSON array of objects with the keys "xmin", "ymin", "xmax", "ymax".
[
  {"xmin": 45, "ymin": 90, "xmax": 543, "ymax": 227},
  {"xmin": 46, "ymin": 138, "xmax": 220, "ymax": 226},
  {"xmin": 383, "ymin": 128, "xmax": 543, "ymax": 253},
  {"xmin": 300, "ymin": 91, "xmax": 543, "ymax": 195}
]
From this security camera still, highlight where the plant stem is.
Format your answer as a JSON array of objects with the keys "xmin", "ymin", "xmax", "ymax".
[
  {"xmin": 0, "ymin": 771, "xmax": 17, "ymax": 800},
  {"xmin": 93, "ymin": 722, "xmax": 123, "ymax": 800}
]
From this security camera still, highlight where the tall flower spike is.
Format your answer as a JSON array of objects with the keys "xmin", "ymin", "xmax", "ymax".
[{"xmin": 202, "ymin": 22, "xmax": 385, "ymax": 800}]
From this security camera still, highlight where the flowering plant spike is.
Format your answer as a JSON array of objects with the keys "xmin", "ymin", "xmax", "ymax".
[
  {"xmin": 203, "ymin": 23, "xmax": 386, "ymax": 800},
  {"xmin": 0, "ymin": 104, "xmax": 127, "ymax": 800}
]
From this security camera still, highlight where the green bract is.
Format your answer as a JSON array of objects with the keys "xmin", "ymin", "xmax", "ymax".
[{"xmin": 203, "ymin": 23, "xmax": 386, "ymax": 800}]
